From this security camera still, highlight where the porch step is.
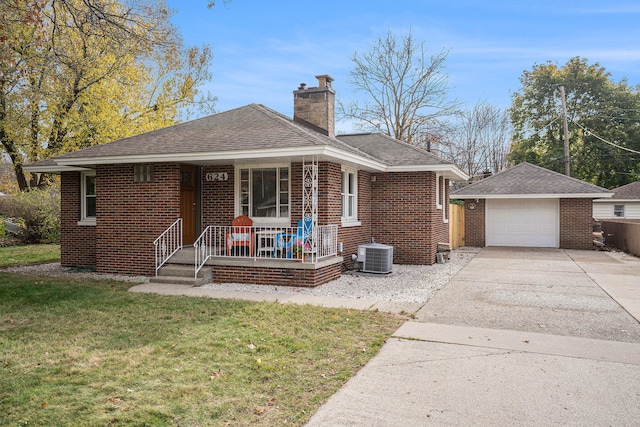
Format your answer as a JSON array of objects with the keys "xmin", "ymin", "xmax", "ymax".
[{"xmin": 150, "ymin": 264, "xmax": 212, "ymax": 287}]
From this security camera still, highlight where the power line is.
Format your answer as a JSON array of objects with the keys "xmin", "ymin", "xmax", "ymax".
[{"xmin": 571, "ymin": 120, "xmax": 640, "ymax": 155}]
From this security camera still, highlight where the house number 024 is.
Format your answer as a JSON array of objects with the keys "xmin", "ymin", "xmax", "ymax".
[{"xmin": 205, "ymin": 172, "xmax": 228, "ymax": 182}]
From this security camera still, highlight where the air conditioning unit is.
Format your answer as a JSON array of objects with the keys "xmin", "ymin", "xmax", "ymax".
[{"xmin": 357, "ymin": 243, "xmax": 393, "ymax": 274}]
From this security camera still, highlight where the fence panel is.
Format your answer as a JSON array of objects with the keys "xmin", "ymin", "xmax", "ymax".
[
  {"xmin": 601, "ymin": 220, "xmax": 640, "ymax": 257},
  {"xmin": 449, "ymin": 203, "xmax": 465, "ymax": 249}
]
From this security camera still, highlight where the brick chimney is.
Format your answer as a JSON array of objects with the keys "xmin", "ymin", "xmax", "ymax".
[{"xmin": 293, "ymin": 74, "xmax": 335, "ymax": 138}]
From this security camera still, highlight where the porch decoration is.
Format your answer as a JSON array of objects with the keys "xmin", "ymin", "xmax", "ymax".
[{"xmin": 302, "ymin": 157, "xmax": 319, "ymax": 263}]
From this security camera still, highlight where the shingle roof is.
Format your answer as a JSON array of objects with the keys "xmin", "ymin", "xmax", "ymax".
[
  {"xmin": 336, "ymin": 133, "xmax": 451, "ymax": 167},
  {"xmin": 610, "ymin": 181, "xmax": 640, "ymax": 200},
  {"xmin": 25, "ymin": 103, "xmax": 467, "ymax": 180},
  {"xmin": 55, "ymin": 104, "xmax": 369, "ymax": 160},
  {"xmin": 452, "ymin": 162, "xmax": 612, "ymax": 198}
]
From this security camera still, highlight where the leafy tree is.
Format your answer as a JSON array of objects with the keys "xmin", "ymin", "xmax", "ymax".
[
  {"xmin": 339, "ymin": 29, "xmax": 458, "ymax": 145},
  {"xmin": 0, "ymin": 0, "xmax": 216, "ymax": 190},
  {"xmin": 509, "ymin": 57, "xmax": 640, "ymax": 189}
]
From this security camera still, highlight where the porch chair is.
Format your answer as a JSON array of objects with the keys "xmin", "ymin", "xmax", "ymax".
[
  {"xmin": 273, "ymin": 217, "xmax": 313, "ymax": 259},
  {"xmin": 226, "ymin": 215, "xmax": 255, "ymax": 256}
]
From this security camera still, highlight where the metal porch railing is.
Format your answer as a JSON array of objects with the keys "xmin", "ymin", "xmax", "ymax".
[
  {"xmin": 154, "ymin": 218, "xmax": 182, "ymax": 276},
  {"xmin": 193, "ymin": 224, "xmax": 339, "ymax": 278}
]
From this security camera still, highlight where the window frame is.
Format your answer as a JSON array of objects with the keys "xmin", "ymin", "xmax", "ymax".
[
  {"xmin": 134, "ymin": 164, "xmax": 154, "ymax": 183},
  {"xmin": 341, "ymin": 168, "xmax": 360, "ymax": 226},
  {"xmin": 79, "ymin": 170, "xmax": 96, "ymax": 226},
  {"xmin": 235, "ymin": 164, "xmax": 290, "ymax": 226},
  {"xmin": 613, "ymin": 204, "xmax": 625, "ymax": 218}
]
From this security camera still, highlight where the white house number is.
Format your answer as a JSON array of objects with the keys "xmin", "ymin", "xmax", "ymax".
[{"xmin": 205, "ymin": 172, "xmax": 228, "ymax": 182}]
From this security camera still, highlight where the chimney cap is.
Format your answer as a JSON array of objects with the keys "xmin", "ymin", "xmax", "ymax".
[{"xmin": 315, "ymin": 74, "xmax": 334, "ymax": 89}]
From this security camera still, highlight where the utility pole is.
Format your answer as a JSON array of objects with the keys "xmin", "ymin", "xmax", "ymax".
[{"xmin": 559, "ymin": 85, "xmax": 570, "ymax": 176}]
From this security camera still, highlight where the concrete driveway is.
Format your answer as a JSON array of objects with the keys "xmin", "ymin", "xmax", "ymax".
[{"xmin": 307, "ymin": 248, "xmax": 640, "ymax": 426}]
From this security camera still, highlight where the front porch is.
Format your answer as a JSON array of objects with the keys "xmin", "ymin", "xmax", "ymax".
[
  {"xmin": 154, "ymin": 220, "xmax": 344, "ymax": 287},
  {"xmin": 156, "ymin": 246, "xmax": 344, "ymax": 288}
]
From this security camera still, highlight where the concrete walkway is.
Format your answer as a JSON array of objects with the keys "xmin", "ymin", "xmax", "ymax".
[
  {"xmin": 306, "ymin": 248, "xmax": 640, "ymax": 426},
  {"xmin": 130, "ymin": 248, "xmax": 640, "ymax": 425}
]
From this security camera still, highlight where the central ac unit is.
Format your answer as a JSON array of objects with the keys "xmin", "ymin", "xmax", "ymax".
[{"xmin": 357, "ymin": 243, "xmax": 393, "ymax": 274}]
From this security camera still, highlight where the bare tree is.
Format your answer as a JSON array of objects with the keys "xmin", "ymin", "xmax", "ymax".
[
  {"xmin": 339, "ymin": 29, "xmax": 458, "ymax": 144},
  {"xmin": 440, "ymin": 101, "xmax": 510, "ymax": 178}
]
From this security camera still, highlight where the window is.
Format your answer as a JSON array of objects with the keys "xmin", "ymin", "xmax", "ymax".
[
  {"xmin": 341, "ymin": 169, "xmax": 358, "ymax": 222},
  {"xmin": 134, "ymin": 165, "xmax": 154, "ymax": 182},
  {"xmin": 80, "ymin": 171, "xmax": 96, "ymax": 225},
  {"xmin": 237, "ymin": 166, "xmax": 289, "ymax": 220},
  {"xmin": 614, "ymin": 204, "xmax": 625, "ymax": 218}
]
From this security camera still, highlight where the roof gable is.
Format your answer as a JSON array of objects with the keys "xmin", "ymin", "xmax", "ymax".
[
  {"xmin": 611, "ymin": 181, "xmax": 640, "ymax": 200},
  {"xmin": 452, "ymin": 162, "xmax": 612, "ymax": 199}
]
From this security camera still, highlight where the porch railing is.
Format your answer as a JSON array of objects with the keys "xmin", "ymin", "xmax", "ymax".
[
  {"xmin": 193, "ymin": 224, "xmax": 339, "ymax": 278},
  {"xmin": 154, "ymin": 218, "xmax": 182, "ymax": 276}
]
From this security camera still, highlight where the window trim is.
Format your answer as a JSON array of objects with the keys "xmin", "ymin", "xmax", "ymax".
[
  {"xmin": 134, "ymin": 164, "xmax": 154, "ymax": 183},
  {"xmin": 613, "ymin": 204, "xmax": 625, "ymax": 218},
  {"xmin": 442, "ymin": 176, "xmax": 449, "ymax": 223},
  {"xmin": 78, "ymin": 171, "xmax": 96, "ymax": 226},
  {"xmin": 341, "ymin": 168, "xmax": 360, "ymax": 227},
  {"xmin": 234, "ymin": 163, "xmax": 290, "ymax": 226}
]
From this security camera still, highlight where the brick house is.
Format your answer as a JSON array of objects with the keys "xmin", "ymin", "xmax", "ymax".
[
  {"xmin": 26, "ymin": 75, "xmax": 467, "ymax": 286},
  {"xmin": 452, "ymin": 162, "xmax": 612, "ymax": 249}
]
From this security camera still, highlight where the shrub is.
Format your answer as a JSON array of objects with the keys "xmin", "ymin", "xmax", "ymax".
[{"xmin": 0, "ymin": 188, "xmax": 60, "ymax": 244}]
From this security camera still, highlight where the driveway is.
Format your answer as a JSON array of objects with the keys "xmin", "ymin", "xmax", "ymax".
[{"xmin": 306, "ymin": 248, "xmax": 640, "ymax": 426}]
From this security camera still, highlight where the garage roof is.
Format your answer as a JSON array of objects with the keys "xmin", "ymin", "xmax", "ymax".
[{"xmin": 452, "ymin": 162, "xmax": 612, "ymax": 199}]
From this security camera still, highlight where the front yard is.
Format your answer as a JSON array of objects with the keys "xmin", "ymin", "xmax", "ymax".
[{"xmin": 0, "ymin": 273, "xmax": 402, "ymax": 426}]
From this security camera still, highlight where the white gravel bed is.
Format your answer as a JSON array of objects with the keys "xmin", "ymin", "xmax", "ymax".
[
  {"xmin": 3, "ymin": 263, "xmax": 149, "ymax": 283},
  {"xmin": 203, "ymin": 249, "xmax": 478, "ymax": 303}
]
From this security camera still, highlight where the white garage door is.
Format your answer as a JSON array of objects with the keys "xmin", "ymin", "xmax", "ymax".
[{"xmin": 486, "ymin": 199, "xmax": 559, "ymax": 247}]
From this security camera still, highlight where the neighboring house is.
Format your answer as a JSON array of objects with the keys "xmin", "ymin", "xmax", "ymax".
[
  {"xmin": 593, "ymin": 181, "xmax": 640, "ymax": 220},
  {"xmin": 451, "ymin": 162, "xmax": 612, "ymax": 248},
  {"xmin": 25, "ymin": 75, "xmax": 467, "ymax": 286}
]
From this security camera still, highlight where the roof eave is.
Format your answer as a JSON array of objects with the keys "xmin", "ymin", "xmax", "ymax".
[
  {"xmin": 386, "ymin": 164, "xmax": 468, "ymax": 180},
  {"xmin": 453, "ymin": 193, "xmax": 613, "ymax": 199},
  {"xmin": 23, "ymin": 164, "xmax": 93, "ymax": 173}
]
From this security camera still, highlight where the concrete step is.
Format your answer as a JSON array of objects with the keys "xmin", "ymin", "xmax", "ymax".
[
  {"xmin": 150, "ymin": 264, "xmax": 212, "ymax": 287},
  {"xmin": 167, "ymin": 247, "xmax": 197, "ymax": 265},
  {"xmin": 149, "ymin": 275, "xmax": 205, "ymax": 286}
]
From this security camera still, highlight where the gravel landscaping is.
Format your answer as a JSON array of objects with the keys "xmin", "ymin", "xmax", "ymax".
[
  {"xmin": 4, "ymin": 248, "xmax": 478, "ymax": 303},
  {"xmin": 203, "ymin": 248, "xmax": 478, "ymax": 303}
]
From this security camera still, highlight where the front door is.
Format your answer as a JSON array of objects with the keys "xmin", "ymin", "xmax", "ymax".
[{"xmin": 180, "ymin": 165, "xmax": 197, "ymax": 245}]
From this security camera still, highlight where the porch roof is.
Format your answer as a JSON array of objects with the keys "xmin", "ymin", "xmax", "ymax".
[{"xmin": 25, "ymin": 103, "xmax": 467, "ymax": 180}]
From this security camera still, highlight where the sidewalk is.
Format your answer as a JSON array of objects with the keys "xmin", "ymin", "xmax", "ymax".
[{"xmin": 129, "ymin": 282, "xmax": 424, "ymax": 314}]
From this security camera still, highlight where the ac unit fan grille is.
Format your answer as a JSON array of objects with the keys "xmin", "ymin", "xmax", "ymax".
[{"xmin": 358, "ymin": 244, "xmax": 393, "ymax": 274}]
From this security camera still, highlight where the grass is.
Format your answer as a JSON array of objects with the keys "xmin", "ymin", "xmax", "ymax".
[
  {"xmin": 0, "ymin": 273, "xmax": 403, "ymax": 426},
  {"xmin": 0, "ymin": 244, "xmax": 61, "ymax": 267}
]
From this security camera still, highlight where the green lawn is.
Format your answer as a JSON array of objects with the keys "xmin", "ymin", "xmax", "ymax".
[
  {"xmin": 0, "ymin": 273, "xmax": 403, "ymax": 426},
  {"xmin": 0, "ymin": 244, "xmax": 61, "ymax": 267}
]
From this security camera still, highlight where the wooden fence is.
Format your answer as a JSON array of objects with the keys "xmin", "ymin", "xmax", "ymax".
[
  {"xmin": 449, "ymin": 203, "xmax": 465, "ymax": 249},
  {"xmin": 601, "ymin": 220, "xmax": 640, "ymax": 257}
]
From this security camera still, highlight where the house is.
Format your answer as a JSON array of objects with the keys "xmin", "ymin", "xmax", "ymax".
[
  {"xmin": 25, "ymin": 75, "xmax": 467, "ymax": 286},
  {"xmin": 593, "ymin": 181, "xmax": 640, "ymax": 220},
  {"xmin": 451, "ymin": 162, "xmax": 612, "ymax": 248}
]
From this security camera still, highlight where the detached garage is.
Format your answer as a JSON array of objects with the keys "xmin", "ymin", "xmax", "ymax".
[{"xmin": 452, "ymin": 163, "xmax": 612, "ymax": 249}]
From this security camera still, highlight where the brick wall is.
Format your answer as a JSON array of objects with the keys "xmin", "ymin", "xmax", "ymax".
[
  {"xmin": 95, "ymin": 163, "xmax": 180, "ymax": 276},
  {"xmin": 60, "ymin": 172, "xmax": 96, "ymax": 268},
  {"xmin": 560, "ymin": 198, "xmax": 594, "ymax": 249},
  {"xmin": 201, "ymin": 165, "xmax": 235, "ymax": 226},
  {"xmin": 464, "ymin": 199, "xmax": 486, "ymax": 247},
  {"xmin": 369, "ymin": 171, "xmax": 447, "ymax": 265},
  {"xmin": 212, "ymin": 262, "xmax": 342, "ymax": 287}
]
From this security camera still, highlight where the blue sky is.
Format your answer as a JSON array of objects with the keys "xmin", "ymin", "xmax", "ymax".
[{"xmin": 166, "ymin": 0, "xmax": 640, "ymax": 132}]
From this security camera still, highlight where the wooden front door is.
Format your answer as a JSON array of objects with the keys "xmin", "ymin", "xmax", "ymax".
[{"xmin": 180, "ymin": 165, "xmax": 197, "ymax": 245}]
